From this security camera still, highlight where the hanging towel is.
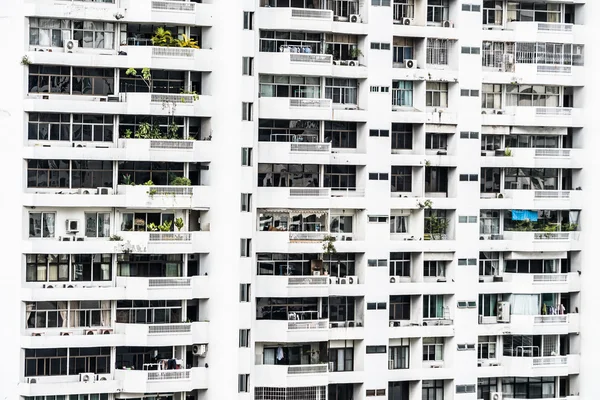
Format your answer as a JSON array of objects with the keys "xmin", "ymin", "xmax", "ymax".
[
  {"xmin": 511, "ymin": 210, "xmax": 539, "ymax": 222},
  {"xmin": 277, "ymin": 347, "xmax": 284, "ymax": 361}
]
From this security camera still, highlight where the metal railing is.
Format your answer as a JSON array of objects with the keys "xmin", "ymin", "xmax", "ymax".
[
  {"xmin": 534, "ymin": 149, "xmax": 571, "ymax": 158},
  {"xmin": 533, "ymin": 232, "xmax": 571, "ymax": 241},
  {"xmin": 533, "ymin": 274, "xmax": 568, "ymax": 283},
  {"xmin": 538, "ymin": 23, "xmax": 573, "ymax": 32},
  {"xmin": 288, "ymin": 319, "xmax": 328, "ymax": 330},
  {"xmin": 289, "ymin": 232, "xmax": 326, "ymax": 241},
  {"xmin": 150, "ymin": 140, "xmax": 194, "ymax": 150},
  {"xmin": 152, "ymin": 47, "xmax": 195, "ymax": 58},
  {"xmin": 287, "ymin": 364, "xmax": 328, "ymax": 374},
  {"xmin": 149, "ymin": 186, "xmax": 193, "ymax": 196},
  {"xmin": 289, "ymin": 98, "xmax": 331, "ymax": 108},
  {"xmin": 151, "ymin": 1, "xmax": 195, "ymax": 12},
  {"xmin": 288, "ymin": 276, "xmax": 329, "ymax": 285},
  {"xmin": 151, "ymin": 93, "xmax": 196, "ymax": 104},
  {"xmin": 535, "ymin": 107, "xmax": 572, "ymax": 116},
  {"xmin": 537, "ymin": 65, "xmax": 571, "ymax": 74},
  {"xmin": 291, "ymin": 8, "xmax": 332, "ymax": 19},
  {"xmin": 330, "ymin": 187, "xmax": 365, "ymax": 197},
  {"xmin": 148, "ymin": 233, "xmax": 192, "ymax": 241},
  {"xmin": 147, "ymin": 370, "xmax": 191, "ymax": 380},
  {"xmin": 289, "ymin": 188, "xmax": 330, "ymax": 197},
  {"xmin": 290, "ymin": 143, "xmax": 331, "ymax": 152},
  {"xmin": 532, "ymin": 356, "xmax": 567, "ymax": 367},
  {"xmin": 290, "ymin": 53, "xmax": 332, "ymax": 64},
  {"xmin": 533, "ymin": 190, "xmax": 570, "ymax": 199},
  {"xmin": 534, "ymin": 315, "xmax": 567, "ymax": 324},
  {"xmin": 148, "ymin": 278, "xmax": 192, "ymax": 287},
  {"xmin": 148, "ymin": 323, "xmax": 192, "ymax": 334}
]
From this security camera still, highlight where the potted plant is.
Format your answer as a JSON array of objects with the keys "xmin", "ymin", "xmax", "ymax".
[
  {"xmin": 170, "ymin": 177, "xmax": 191, "ymax": 186},
  {"xmin": 175, "ymin": 217, "xmax": 184, "ymax": 231}
]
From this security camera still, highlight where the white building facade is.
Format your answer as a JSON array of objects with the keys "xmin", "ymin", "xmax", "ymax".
[{"xmin": 1, "ymin": 0, "xmax": 600, "ymax": 399}]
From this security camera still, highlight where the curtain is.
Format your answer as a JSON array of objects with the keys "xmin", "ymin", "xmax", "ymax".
[
  {"xmin": 58, "ymin": 301, "xmax": 68, "ymax": 328},
  {"xmin": 26, "ymin": 303, "xmax": 33, "ymax": 326},
  {"xmin": 510, "ymin": 294, "xmax": 540, "ymax": 315},
  {"xmin": 101, "ymin": 300, "xmax": 111, "ymax": 327},
  {"xmin": 70, "ymin": 301, "xmax": 80, "ymax": 328},
  {"xmin": 569, "ymin": 211, "xmax": 579, "ymax": 224},
  {"xmin": 263, "ymin": 348, "xmax": 275, "ymax": 365},
  {"xmin": 44, "ymin": 213, "xmax": 55, "ymax": 237}
]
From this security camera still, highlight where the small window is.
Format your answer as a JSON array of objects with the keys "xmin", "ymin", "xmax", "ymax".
[
  {"xmin": 376, "ymin": 389, "xmax": 386, "ymax": 396},
  {"xmin": 466, "ymin": 343, "xmax": 476, "ymax": 350},
  {"xmin": 370, "ymin": 129, "xmax": 390, "ymax": 137},
  {"xmin": 242, "ymin": 102, "xmax": 253, "ymax": 121},
  {"xmin": 457, "ymin": 344, "xmax": 468, "ymax": 350},
  {"xmin": 458, "ymin": 216, "xmax": 467, "ymax": 223},
  {"xmin": 460, "ymin": 89, "xmax": 470, "ymax": 97},
  {"xmin": 368, "ymin": 216, "xmax": 389, "ymax": 223},
  {"xmin": 240, "ymin": 238, "xmax": 252, "ymax": 257},
  {"xmin": 238, "ymin": 374, "xmax": 250, "ymax": 392},
  {"xmin": 460, "ymin": 132, "xmax": 469, "ymax": 139},
  {"xmin": 368, "ymin": 259, "xmax": 387, "ymax": 267},
  {"xmin": 241, "ymin": 148, "xmax": 252, "ymax": 166},
  {"xmin": 243, "ymin": 12, "xmax": 254, "ymax": 30},
  {"xmin": 366, "ymin": 345, "xmax": 387, "ymax": 354},
  {"xmin": 472, "ymin": 5, "xmax": 480, "ymax": 12},
  {"xmin": 29, "ymin": 212, "xmax": 56, "ymax": 238},
  {"xmin": 468, "ymin": 259, "xmax": 477, "ymax": 265},
  {"xmin": 470, "ymin": 90, "xmax": 479, "ymax": 97},
  {"xmin": 239, "ymin": 329, "xmax": 250, "ymax": 347},
  {"xmin": 242, "ymin": 57, "xmax": 254, "ymax": 76},
  {"xmin": 366, "ymin": 390, "xmax": 376, "ymax": 397},
  {"xmin": 461, "ymin": 4, "xmax": 470, "ymax": 11},
  {"xmin": 468, "ymin": 301, "xmax": 477, "ymax": 308},
  {"xmin": 381, "ymin": 43, "xmax": 391, "ymax": 50},
  {"xmin": 371, "ymin": 0, "xmax": 391, "ymax": 5},
  {"xmin": 367, "ymin": 302, "xmax": 377, "ymax": 310},
  {"xmin": 241, "ymin": 193, "xmax": 252, "ymax": 212},
  {"xmin": 458, "ymin": 259, "xmax": 467, "ymax": 266},
  {"xmin": 377, "ymin": 302, "xmax": 386, "ymax": 310},
  {"xmin": 470, "ymin": 132, "xmax": 479, "ymax": 139},
  {"xmin": 370, "ymin": 86, "xmax": 380, "ymax": 93},
  {"xmin": 457, "ymin": 301, "xmax": 468, "ymax": 308},
  {"xmin": 469, "ymin": 174, "xmax": 478, "ymax": 181},
  {"xmin": 370, "ymin": 42, "xmax": 380, "ymax": 50},
  {"xmin": 468, "ymin": 216, "xmax": 477, "ymax": 223},
  {"xmin": 239, "ymin": 283, "xmax": 250, "ymax": 302},
  {"xmin": 461, "ymin": 47, "xmax": 470, "ymax": 54},
  {"xmin": 459, "ymin": 174, "xmax": 468, "ymax": 181},
  {"xmin": 369, "ymin": 173, "xmax": 378, "ymax": 180},
  {"xmin": 458, "ymin": 258, "xmax": 478, "ymax": 266},
  {"xmin": 381, "ymin": 86, "xmax": 390, "ymax": 93},
  {"xmin": 456, "ymin": 385, "xmax": 476, "ymax": 394}
]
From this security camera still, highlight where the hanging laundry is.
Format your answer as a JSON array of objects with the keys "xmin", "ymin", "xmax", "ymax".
[
  {"xmin": 511, "ymin": 210, "xmax": 538, "ymax": 222},
  {"xmin": 277, "ymin": 347, "xmax": 284, "ymax": 361}
]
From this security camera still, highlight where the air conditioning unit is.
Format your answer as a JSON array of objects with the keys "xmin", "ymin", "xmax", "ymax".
[
  {"xmin": 404, "ymin": 59, "xmax": 417, "ymax": 69},
  {"xmin": 28, "ymin": 378, "xmax": 37, "ymax": 384},
  {"xmin": 60, "ymin": 236, "xmax": 72, "ymax": 242},
  {"xmin": 64, "ymin": 40, "xmax": 79, "ymax": 53},
  {"xmin": 490, "ymin": 392, "xmax": 502, "ymax": 400},
  {"xmin": 349, "ymin": 14, "xmax": 361, "ymax": 23},
  {"xmin": 346, "ymin": 275, "xmax": 358, "ymax": 284},
  {"xmin": 347, "ymin": 60, "xmax": 358, "ymax": 67},
  {"xmin": 339, "ymin": 277, "xmax": 348, "ymax": 284},
  {"xmin": 66, "ymin": 219, "xmax": 80, "ymax": 233},
  {"xmin": 79, "ymin": 372, "xmax": 96, "ymax": 383},
  {"xmin": 84, "ymin": 329, "xmax": 96, "ymax": 335},
  {"xmin": 60, "ymin": 332, "xmax": 71, "ymax": 336},
  {"xmin": 45, "ymin": 285, "xmax": 54, "ymax": 289},
  {"xmin": 73, "ymin": 143, "xmax": 87, "ymax": 148},
  {"xmin": 75, "ymin": 237, "xmax": 85, "ymax": 242},
  {"xmin": 442, "ymin": 20, "xmax": 453, "ymax": 28},
  {"xmin": 329, "ymin": 277, "xmax": 339, "ymax": 284},
  {"xmin": 390, "ymin": 276, "xmax": 397, "ymax": 283},
  {"xmin": 101, "ymin": 329, "xmax": 113, "ymax": 335},
  {"xmin": 78, "ymin": 188, "xmax": 93, "ymax": 195},
  {"xmin": 333, "ymin": 60, "xmax": 340, "ymax": 65},
  {"xmin": 402, "ymin": 17, "xmax": 413, "ymax": 25},
  {"xmin": 192, "ymin": 344, "xmax": 208, "ymax": 357},
  {"xmin": 496, "ymin": 301, "xmax": 511, "ymax": 323},
  {"xmin": 97, "ymin": 187, "xmax": 113, "ymax": 195}
]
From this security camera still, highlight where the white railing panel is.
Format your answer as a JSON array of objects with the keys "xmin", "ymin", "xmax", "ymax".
[
  {"xmin": 148, "ymin": 233, "xmax": 192, "ymax": 241},
  {"xmin": 537, "ymin": 65, "xmax": 571, "ymax": 74},
  {"xmin": 150, "ymin": 140, "xmax": 194, "ymax": 150},
  {"xmin": 148, "ymin": 278, "xmax": 192, "ymax": 287},
  {"xmin": 150, "ymin": 186, "xmax": 193, "ymax": 196},
  {"xmin": 288, "ymin": 276, "xmax": 329, "ymax": 285},
  {"xmin": 330, "ymin": 187, "xmax": 365, "ymax": 197},
  {"xmin": 148, "ymin": 323, "xmax": 192, "ymax": 334},
  {"xmin": 290, "ymin": 53, "xmax": 332, "ymax": 64},
  {"xmin": 152, "ymin": 47, "xmax": 195, "ymax": 58},
  {"xmin": 151, "ymin": 93, "xmax": 196, "ymax": 104},
  {"xmin": 533, "ymin": 274, "xmax": 567, "ymax": 283},
  {"xmin": 535, "ymin": 107, "xmax": 572, "ymax": 116},
  {"xmin": 151, "ymin": 1, "xmax": 195, "ymax": 12},
  {"xmin": 289, "ymin": 188, "xmax": 330, "ymax": 197},
  {"xmin": 537, "ymin": 23, "xmax": 573, "ymax": 32},
  {"xmin": 289, "ymin": 232, "xmax": 326, "ymax": 241},
  {"xmin": 290, "ymin": 142, "xmax": 331, "ymax": 152},
  {"xmin": 534, "ymin": 315, "xmax": 567, "ymax": 324},
  {"xmin": 287, "ymin": 364, "xmax": 328, "ymax": 374},
  {"xmin": 289, "ymin": 98, "xmax": 331, "ymax": 108},
  {"xmin": 532, "ymin": 356, "xmax": 567, "ymax": 367},
  {"xmin": 534, "ymin": 149, "xmax": 571, "ymax": 157},
  {"xmin": 291, "ymin": 8, "xmax": 332, "ymax": 19},
  {"xmin": 533, "ymin": 190, "xmax": 570, "ymax": 199},
  {"xmin": 147, "ymin": 370, "xmax": 191, "ymax": 380},
  {"xmin": 288, "ymin": 320, "xmax": 328, "ymax": 330}
]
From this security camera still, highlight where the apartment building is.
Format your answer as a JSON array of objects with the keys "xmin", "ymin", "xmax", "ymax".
[{"xmin": 1, "ymin": 0, "xmax": 599, "ymax": 399}]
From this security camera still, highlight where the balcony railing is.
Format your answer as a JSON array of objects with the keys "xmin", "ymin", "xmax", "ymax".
[
  {"xmin": 147, "ymin": 370, "xmax": 191, "ymax": 380},
  {"xmin": 148, "ymin": 323, "xmax": 192, "ymax": 334},
  {"xmin": 534, "ymin": 315, "xmax": 567, "ymax": 324},
  {"xmin": 289, "ymin": 98, "xmax": 331, "ymax": 108},
  {"xmin": 532, "ymin": 274, "xmax": 568, "ymax": 283},
  {"xmin": 290, "ymin": 188, "xmax": 330, "ymax": 197},
  {"xmin": 291, "ymin": 8, "xmax": 332, "ymax": 19},
  {"xmin": 148, "ymin": 277, "xmax": 192, "ymax": 287},
  {"xmin": 151, "ymin": 47, "xmax": 195, "ymax": 58},
  {"xmin": 148, "ymin": 232, "xmax": 192, "ymax": 241},
  {"xmin": 149, "ymin": 140, "xmax": 194, "ymax": 150},
  {"xmin": 533, "ymin": 190, "xmax": 570, "ymax": 199},
  {"xmin": 148, "ymin": 186, "xmax": 194, "ymax": 196},
  {"xmin": 537, "ymin": 65, "xmax": 571, "ymax": 74},
  {"xmin": 290, "ymin": 143, "xmax": 331, "ymax": 152},
  {"xmin": 538, "ymin": 23, "xmax": 572, "ymax": 32},
  {"xmin": 288, "ymin": 364, "xmax": 328, "ymax": 374},
  {"xmin": 532, "ymin": 232, "xmax": 573, "ymax": 241},
  {"xmin": 534, "ymin": 149, "xmax": 571, "ymax": 158},
  {"xmin": 536, "ymin": 107, "xmax": 572, "ymax": 116},
  {"xmin": 289, "ymin": 232, "xmax": 326, "ymax": 241},
  {"xmin": 532, "ymin": 356, "xmax": 567, "ymax": 367},
  {"xmin": 151, "ymin": 0, "xmax": 196, "ymax": 12},
  {"xmin": 290, "ymin": 53, "xmax": 332, "ymax": 64},
  {"xmin": 288, "ymin": 276, "xmax": 329, "ymax": 285},
  {"xmin": 288, "ymin": 319, "xmax": 328, "ymax": 330}
]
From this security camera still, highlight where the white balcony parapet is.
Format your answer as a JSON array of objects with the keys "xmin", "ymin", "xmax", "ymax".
[
  {"xmin": 289, "ymin": 53, "xmax": 332, "ymax": 64},
  {"xmin": 536, "ymin": 107, "xmax": 572, "ymax": 116},
  {"xmin": 287, "ymin": 364, "xmax": 328, "ymax": 374},
  {"xmin": 152, "ymin": 47, "xmax": 195, "ymax": 58},
  {"xmin": 148, "ymin": 277, "xmax": 192, "ymax": 287},
  {"xmin": 533, "ymin": 190, "xmax": 570, "ymax": 199},
  {"xmin": 289, "ymin": 232, "xmax": 326, "ymax": 241},
  {"xmin": 532, "ymin": 356, "xmax": 567, "ymax": 367},
  {"xmin": 289, "ymin": 98, "xmax": 332, "ymax": 108},
  {"xmin": 534, "ymin": 315, "xmax": 567, "ymax": 324},
  {"xmin": 148, "ymin": 323, "xmax": 192, "ymax": 335},
  {"xmin": 532, "ymin": 232, "xmax": 575, "ymax": 241},
  {"xmin": 290, "ymin": 8, "xmax": 332, "ymax": 19},
  {"xmin": 288, "ymin": 276, "xmax": 329, "ymax": 285},
  {"xmin": 288, "ymin": 319, "xmax": 328, "ymax": 330},
  {"xmin": 533, "ymin": 274, "xmax": 568, "ymax": 283},
  {"xmin": 534, "ymin": 149, "xmax": 571, "ymax": 157},
  {"xmin": 331, "ymin": 187, "xmax": 365, "ymax": 197},
  {"xmin": 149, "ymin": 140, "xmax": 194, "ymax": 150},
  {"xmin": 290, "ymin": 142, "xmax": 331, "ymax": 152},
  {"xmin": 537, "ymin": 65, "xmax": 571, "ymax": 74},
  {"xmin": 289, "ymin": 188, "xmax": 330, "ymax": 197},
  {"xmin": 537, "ymin": 23, "xmax": 573, "ymax": 32},
  {"xmin": 151, "ymin": 0, "xmax": 195, "ymax": 12},
  {"xmin": 147, "ymin": 369, "xmax": 191, "ymax": 380},
  {"xmin": 148, "ymin": 232, "xmax": 192, "ymax": 241}
]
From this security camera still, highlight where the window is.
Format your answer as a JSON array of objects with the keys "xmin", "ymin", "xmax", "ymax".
[
  {"xmin": 366, "ymin": 346, "xmax": 387, "ymax": 354},
  {"xmin": 116, "ymin": 299, "xmax": 182, "ymax": 324},
  {"xmin": 367, "ymin": 303, "xmax": 387, "ymax": 310},
  {"xmin": 73, "ymin": 254, "xmax": 112, "ymax": 281},
  {"xmin": 479, "ymin": 294, "xmax": 501, "ymax": 317},
  {"xmin": 241, "ymin": 193, "xmax": 252, "ymax": 212},
  {"xmin": 330, "ymin": 215, "xmax": 353, "ymax": 234},
  {"xmin": 242, "ymin": 102, "xmax": 253, "ymax": 121},
  {"xmin": 456, "ymin": 385, "xmax": 476, "ymax": 394},
  {"xmin": 459, "ymin": 174, "xmax": 478, "ymax": 182},
  {"xmin": 84, "ymin": 212, "xmax": 110, "ymax": 238},
  {"xmin": 422, "ymin": 380, "xmax": 444, "ymax": 400},
  {"xmin": 424, "ymin": 261, "xmax": 446, "ymax": 278},
  {"xmin": 27, "ymin": 159, "xmax": 70, "ymax": 188},
  {"xmin": 423, "ymin": 337, "xmax": 444, "ymax": 361},
  {"xmin": 324, "ymin": 165, "xmax": 356, "ymax": 189},
  {"xmin": 324, "ymin": 33, "xmax": 359, "ymax": 61},
  {"xmin": 505, "ymin": 134, "xmax": 560, "ymax": 149},
  {"xmin": 371, "ymin": 42, "xmax": 391, "ymax": 50},
  {"xmin": 121, "ymin": 212, "xmax": 175, "ymax": 232},
  {"xmin": 238, "ymin": 374, "xmax": 250, "ymax": 392},
  {"xmin": 258, "ymin": 163, "xmax": 319, "ymax": 187},
  {"xmin": 505, "ymin": 258, "xmax": 559, "ymax": 274},
  {"xmin": 482, "ymin": 84, "xmax": 502, "ymax": 109},
  {"xmin": 392, "ymin": 81, "xmax": 413, "ymax": 107},
  {"xmin": 330, "ymin": 384, "xmax": 354, "ymax": 400},
  {"xmin": 72, "ymin": 160, "xmax": 113, "ymax": 188},
  {"xmin": 240, "ymin": 239, "xmax": 252, "ymax": 257},
  {"xmin": 29, "ymin": 212, "xmax": 56, "ymax": 238},
  {"xmin": 372, "ymin": 0, "xmax": 391, "ymax": 5},
  {"xmin": 330, "ymin": 296, "xmax": 356, "ymax": 322},
  {"xmin": 73, "ymin": 21, "xmax": 115, "ymax": 49},
  {"xmin": 369, "ymin": 129, "xmax": 390, "ymax": 137},
  {"xmin": 369, "ymin": 173, "xmax": 389, "ymax": 181},
  {"xmin": 389, "ymin": 295, "xmax": 411, "ymax": 320},
  {"xmin": 389, "ymin": 341, "xmax": 410, "ymax": 369},
  {"xmin": 117, "ymin": 254, "xmax": 179, "ymax": 278},
  {"xmin": 426, "ymin": 82, "xmax": 448, "ymax": 107},
  {"xmin": 72, "ymin": 68, "xmax": 114, "ymax": 95},
  {"xmin": 325, "ymin": 122, "xmax": 357, "ymax": 148},
  {"xmin": 483, "ymin": 1, "xmax": 503, "ymax": 26},
  {"xmin": 259, "ymin": 75, "xmax": 321, "ymax": 98},
  {"xmin": 425, "ymin": 133, "xmax": 447, "ymax": 150},
  {"xmin": 240, "ymin": 284, "xmax": 251, "ymax": 302},
  {"xmin": 370, "ymin": 86, "xmax": 390, "ymax": 93},
  {"xmin": 241, "ymin": 148, "xmax": 252, "ymax": 166},
  {"xmin": 515, "ymin": 42, "xmax": 584, "ymax": 67},
  {"xmin": 118, "ymin": 161, "xmax": 182, "ymax": 186},
  {"xmin": 29, "ymin": 18, "xmax": 70, "ymax": 47},
  {"xmin": 239, "ymin": 329, "xmax": 250, "ymax": 347},
  {"xmin": 326, "ymin": 78, "xmax": 358, "ymax": 105},
  {"xmin": 390, "ymin": 253, "xmax": 410, "ymax": 276},
  {"xmin": 261, "ymin": 30, "xmax": 324, "ymax": 54},
  {"xmin": 243, "ymin": 12, "xmax": 254, "ymax": 30},
  {"xmin": 478, "ymin": 336, "xmax": 497, "ymax": 359},
  {"xmin": 328, "ymin": 348, "xmax": 354, "ymax": 372},
  {"xmin": 259, "ymin": 119, "xmax": 319, "ymax": 142},
  {"xmin": 506, "ymin": 84, "xmax": 560, "ymax": 107},
  {"xmin": 391, "ymin": 123, "xmax": 413, "ymax": 150},
  {"xmin": 427, "ymin": 38, "xmax": 449, "ymax": 65},
  {"xmin": 461, "ymin": 131, "xmax": 479, "ymax": 139},
  {"xmin": 427, "ymin": 0, "xmax": 449, "ymax": 24},
  {"xmin": 28, "ymin": 65, "xmax": 71, "ymax": 94},
  {"xmin": 26, "ymin": 254, "xmax": 69, "ymax": 282},
  {"xmin": 368, "ymin": 259, "xmax": 387, "ymax": 267},
  {"xmin": 507, "ymin": 2, "xmax": 562, "ymax": 23},
  {"xmin": 242, "ymin": 56, "xmax": 254, "ymax": 76},
  {"xmin": 389, "ymin": 381, "xmax": 410, "ymax": 399},
  {"xmin": 393, "ymin": 37, "xmax": 414, "ymax": 64},
  {"xmin": 461, "ymin": 46, "xmax": 480, "ymax": 55},
  {"xmin": 504, "ymin": 168, "xmax": 558, "ymax": 190},
  {"xmin": 390, "ymin": 216, "xmax": 408, "ymax": 234},
  {"xmin": 368, "ymin": 215, "xmax": 388, "ymax": 223},
  {"xmin": 425, "ymin": 168, "xmax": 448, "ymax": 194},
  {"xmin": 479, "ymin": 252, "xmax": 499, "ymax": 276},
  {"xmin": 501, "ymin": 377, "xmax": 556, "ymax": 399},
  {"xmin": 27, "ymin": 113, "xmax": 70, "ymax": 141},
  {"xmin": 423, "ymin": 295, "xmax": 444, "ymax": 319},
  {"xmin": 478, "ymin": 378, "xmax": 498, "ymax": 400}
]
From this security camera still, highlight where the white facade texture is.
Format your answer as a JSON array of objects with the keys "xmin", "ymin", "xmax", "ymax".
[{"xmin": 2, "ymin": 0, "xmax": 600, "ymax": 399}]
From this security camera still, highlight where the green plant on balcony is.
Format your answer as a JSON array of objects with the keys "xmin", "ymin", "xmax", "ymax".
[
  {"xmin": 423, "ymin": 201, "xmax": 448, "ymax": 240},
  {"xmin": 175, "ymin": 217, "xmax": 184, "ymax": 231},
  {"xmin": 151, "ymin": 27, "xmax": 174, "ymax": 47},
  {"xmin": 349, "ymin": 47, "xmax": 363, "ymax": 60},
  {"xmin": 125, "ymin": 67, "xmax": 152, "ymax": 91},
  {"xmin": 147, "ymin": 223, "xmax": 158, "ymax": 232},
  {"xmin": 170, "ymin": 177, "xmax": 191, "ymax": 186},
  {"xmin": 180, "ymin": 89, "xmax": 199, "ymax": 102},
  {"xmin": 173, "ymin": 34, "xmax": 200, "ymax": 49},
  {"xmin": 504, "ymin": 147, "xmax": 512, "ymax": 157},
  {"xmin": 122, "ymin": 174, "xmax": 133, "ymax": 185},
  {"xmin": 123, "ymin": 129, "xmax": 133, "ymax": 139},
  {"xmin": 322, "ymin": 234, "xmax": 337, "ymax": 255},
  {"xmin": 21, "ymin": 55, "xmax": 31, "ymax": 66},
  {"xmin": 158, "ymin": 220, "xmax": 173, "ymax": 232},
  {"xmin": 511, "ymin": 220, "xmax": 534, "ymax": 231},
  {"xmin": 561, "ymin": 223, "xmax": 578, "ymax": 232},
  {"xmin": 109, "ymin": 234, "xmax": 123, "ymax": 241},
  {"xmin": 144, "ymin": 180, "xmax": 154, "ymax": 186},
  {"xmin": 167, "ymin": 121, "xmax": 180, "ymax": 139}
]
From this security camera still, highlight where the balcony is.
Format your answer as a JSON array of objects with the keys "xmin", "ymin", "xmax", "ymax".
[
  {"xmin": 23, "ymin": 326, "xmax": 122, "ymax": 349},
  {"xmin": 255, "ymin": 275, "xmax": 329, "ymax": 297},
  {"xmin": 483, "ymin": 63, "xmax": 584, "ymax": 86},
  {"xmin": 479, "ymin": 272, "xmax": 580, "ymax": 294},
  {"xmin": 501, "ymin": 21, "xmax": 583, "ymax": 43},
  {"xmin": 254, "ymin": 363, "xmax": 329, "ymax": 388},
  {"xmin": 114, "ymin": 321, "xmax": 208, "ymax": 346},
  {"xmin": 259, "ymin": 97, "xmax": 333, "ymax": 120},
  {"xmin": 256, "ymin": 186, "xmax": 366, "ymax": 209},
  {"xmin": 118, "ymin": 230, "xmax": 212, "ymax": 254},
  {"xmin": 257, "ymin": 142, "xmax": 366, "ymax": 165},
  {"xmin": 478, "ymin": 313, "xmax": 579, "ymax": 336},
  {"xmin": 257, "ymin": 7, "xmax": 368, "ymax": 35},
  {"xmin": 115, "ymin": 275, "xmax": 210, "ymax": 300},
  {"xmin": 389, "ymin": 319, "xmax": 454, "ymax": 338},
  {"xmin": 329, "ymin": 320, "xmax": 364, "ymax": 341},
  {"xmin": 479, "ymin": 354, "xmax": 579, "ymax": 378},
  {"xmin": 257, "ymin": 52, "xmax": 334, "ymax": 77},
  {"xmin": 254, "ymin": 230, "xmax": 364, "ymax": 254},
  {"xmin": 480, "ymin": 189, "xmax": 584, "ymax": 210},
  {"xmin": 20, "ymin": 374, "xmax": 118, "ymax": 397},
  {"xmin": 481, "ymin": 107, "xmax": 583, "ymax": 128},
  {"xmin": 481, "ymin": 148, "xmax": 582, "ymax": 169},
  {"xmin": 115, "ymin": 366, "xmax": 208, "ymax": 394},
  {"xmin": 24, "ymin": 92, "xmax": 214, "ymax": 118},
  {"xmin": 480, "ymin": 231, "xmax": 581, "ymax": 253},
  {"xmin": 121, "ymin": 0, "xmax": 213, "ymax": 26},
  {"xmin": 24, "ymin": 0, "xmax": 123, "ymax": 21},
  {"xmin": 254, "ymin": 319, "xmax": 329, "ymax": 342},
  {"xmin": 117, "ymin": 138, "xmax": 213, "ymax": 162}
]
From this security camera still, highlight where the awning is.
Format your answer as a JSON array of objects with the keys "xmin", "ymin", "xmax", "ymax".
[
  {"xmin": 505, "ymin": 251, "xmax": 567, "ymax": 260},
  {"xmin": 423, "ymin": 252, "xmax": 454, "ymax": 261}
]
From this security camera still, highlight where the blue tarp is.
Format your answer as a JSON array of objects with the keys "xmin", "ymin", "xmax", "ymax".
[{"xmin": 511, "ymin": 210, "xmax": 538, "ymax": 222}]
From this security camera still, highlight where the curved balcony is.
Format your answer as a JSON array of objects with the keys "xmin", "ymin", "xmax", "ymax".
[
  {"xmin": 254, "ymin": 319, "xmax": 329, "ymax": 343},
  {"xmin": 20, "ymin": 373, "xmax": 118, "ymax": 397},
  {"xmin": 115, "ymin": 366, "xmax": 208, "ymax": 394},
  {"xmin": 259, "ymin": 97, "xmax": 333, "ymax": 120},
  {"xmin": 481, "ymin": 107, "xmax": 583, "ymax": 128},
  {"xmin": 121, "ymin": 0, "xmax": 213, "ymax": 26},
  {"xmin": 254, "ymin": 363, "xmax": 329, "ymax": 388}
]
